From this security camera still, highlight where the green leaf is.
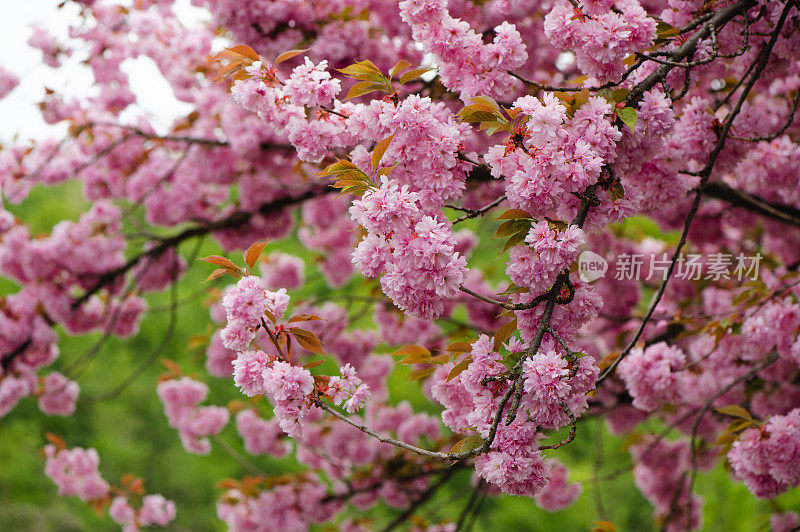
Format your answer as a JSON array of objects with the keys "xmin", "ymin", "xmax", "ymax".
[
  {"xmin": 344, "ymin": 81, "xmax": 387, "ymax": 101},
  {"xmin": 715, "ymin": 405, "xmax": 754, "ymax": 421},
  {"xmin": 608, "ymin": 180, "xmax": 625, "ymax": 201},
  {"xmin": 338, "ymin": 60, "xmax": 386, "ymax": 84},
  {"xmin": 408, "ymin": 367, "xmax": 436, "ymax": 381},
  {"xmin": 318, "ymin": 159, "xmax": 375, "ymax": 193},
  {"xmin": 655, "ymin": 19, "xmax": 680, "ymax": 38},
  {"xmin": 399, "ymin": 68, "xmax": 433, "ymax": 84},
  {"xmin": 502, "ymin": 230, "xmax": 529, "ymax": 254},
  {"xmin": 617, "ymin": 106, "xmax": 638, "ymax": 131},
  {"xmin": 450, "ymin": 434, "xmax": 483, "ymax": 453},
  {"xmin": 470, "ymin": 96, "xmax": 504, "ymax": 116},
  {"xmin": 498, "ymin": 284, "xmax": 530, "ymax": 296},
  {"xmin": 458, "ymin": 108, "xmax": 500, "ymax": 124},
  {"xmin": 388, "ymin": 60, "xmax": 411, "ymax": 79},
  {"xmin": 493, "ymin": 219, "xmax": 531, "ymax": 239},
  {"xmin": 502, "ymin": 351, "xmax": 525, "ymax": 371}
]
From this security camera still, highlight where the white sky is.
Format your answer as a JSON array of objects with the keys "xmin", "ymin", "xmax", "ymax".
[{"xmin": 0, "ymin": 0, "xmax": 209, "ymax": 144}]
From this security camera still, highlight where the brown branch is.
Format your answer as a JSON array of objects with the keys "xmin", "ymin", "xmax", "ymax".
[
  {"xmin": 728, "ymin": 87, "xmax": 800, "ymax": 142},
  {"xmin": 626, "ymin": 0, "xmax": 755, "ymax": 105},
  {"xmin": 539, "ymin": 404, "xmax": 578, "ymax": 450},
  {"xmin": 0, "ymin": 338, "xmax": 33, "ymax": 372},
  {"xmin": 79, "ymin": 255, "xmax": 181, "ymax": 403},
  {"xmin": 380, "ymin": 464, "xmax": 460, "ymax": 532},
  {"xmin": 73, "ymin": 160, "xmax": 496, "ymax": 312},
  {"xmin": 599, "ymin": 0, "xmax": 788, "ymax": 384},
  {"xmin": 451, "ymin": 194, "xmax": 506, "ymax": 224},
  {"xmin": 319, "ymin": 402, "xmax": 480, "ymax": 461},
  {"xmin": 704, "ymin": 181, "xmax": 800, "ymax": 229},
  {"xmin": 72, "ymin": 185, "xmax": 330, "ymax": 309},
  {"xmin": 681, "ymin": 352, "xmax": 780, "ymax": 528}
]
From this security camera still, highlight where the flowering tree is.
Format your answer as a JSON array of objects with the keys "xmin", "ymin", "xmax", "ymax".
[{"xmin": 2, "ymin": 0, "xmax": 800, "ymax": 530}]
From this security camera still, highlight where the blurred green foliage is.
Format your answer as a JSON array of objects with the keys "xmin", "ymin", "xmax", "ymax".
[{"xmin": 1, "ymin": 185, "xmax": 797, "ymax": 531}]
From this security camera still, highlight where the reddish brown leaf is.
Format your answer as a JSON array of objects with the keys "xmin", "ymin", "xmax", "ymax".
[
  {"xmin": 371, "ymin": 132, "xmax": 395, "ymax": 169},
  {"xmin": 445, "ymin": 341, "xmax": 473, "ymax": 353},
  {"xmin": 44, "ymin": 432, "xmax": 66, "ymax": 450},
  {"xmin": 446, "ymin": 356, "xmax": 472, "ymax": 382},
  {"xmin": 203, "ymin": 268, "xmax": 230, "ymax": 283},
  {"xmin": 391, "ymin": 345, "xmax": 431, "ymax": 358},
  {"xmin": 304, "ymin": 359, "xmax": 326, "ymax": 370},
  {"xmin": 289, "ymin": 328, "xmax": 324, "ymax": 354},
  {"xmin": 288, "ymin": 314, "xmax": 323, "ymax": 323},
  {"xmin": 218, "ymin": 45, "xmax": 259, "ymax": 62},
  {"xmin": 244, "ymin": 241, "xmax": 267, "ymax": 269},
  {"xmin": 493, "ymin": 319, "xmax": 517, "ymax": 351},
  {"xmin": 199, "ymin": 255, "xmax": 240, "ymax": 271},
  {"xmin": 274, "ymin": 48, "xmax": 308, "ymax": 64},
  {"xmin": 160, "ymin": 358, "xmax": 182, "ymax": 375},
  {"xmin": 495, "ymin": 209, "xmax": 533, "ymax": 220}
]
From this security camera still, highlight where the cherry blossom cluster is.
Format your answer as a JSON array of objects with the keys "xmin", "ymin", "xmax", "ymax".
[
  {"xmin": 484, "ymin": 94, "xmax": 621, "ymax": 224},
  {"xmin": 398, "ymin": 0, "xmax": 527, "ymax": 99},
  {"xmin": 630, "ymin": 437, "xmax": 703, "ymax": 532},
  {"xmin": 351, "ymin": 181, "xmax": 469, "ymax": 319},
  {"xmin": 230, "ymin": 59, "xmax": 350, "ymax": 163},
  {"xmin": 0, "ymin": 201, "xmax": 146, "ymax": 418},
  {"xmin": 216, "ymin": 474, "xmax": 338, "ymax": 531},
  {"xmin": 728, "ymin": 408, "xmax": 800, "ymax": 499},
  {"xmin": 0, "ymin": 66, "xmax": 19, "ymax": 100},
  {"xmin": 109, "ymin": 494, "xmax": 177, "ymax": 532},
  {"xmin": 544, "ymin": 0, "xmax": 657, "ymax": 83},
  {"xmin": 44, "ymin": 443, "xmax": 176, "ymax": 531},
  {"xmin": 44, "ymin": 445, "xmax": 110, "ymax": 501},
  {"xmin": 507, "ymin": 222, "xmax": 586, "ymax": 296},
  {"xmin": 3, "ymin": 0, "xmax": 800, "ymax": 528},
  {"xmin": 235, "ymin": 408, "xmax": 291, "ymax": 457},
  {"xmin": 220, "ymin": 276, "xmax": 289, "ymax": 351},
  {"xmin": 431, "ymin": 334, "xmax": 597, "ymax": 497},
  {"xmin": 157, "ymin": 377, "xmax": 230, "ymax": 454}
]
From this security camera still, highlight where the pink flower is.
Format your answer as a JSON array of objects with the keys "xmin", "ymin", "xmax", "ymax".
[
  {"xmin": 232, "ymin": 350, "xmax": 274, "ymax": 397},
  {"xmin": 37, "ymin": 372, "xmax": 79, "ymax": 416},
  {"xmin": 138, "ymin": 494, "xmax": 177, "ymax": 527},
  {"xmin": 44, "ymin": 446, "xmax": 110, "ymax": 501},
  {"xmin": 222, "ymin": 276, "xmax": 269, "ymax": 326},
  {"xmin": 264, "ymin": 361, "xmax": 314, "ymax": 402},
  {"xmin": 535, "ymin": 460, "xmax": 582, "ymax": 511},
  {"xmin": 283, "ymin": 58, "xmax": 341, "ymax": 108},
  {"xmin": 219, "ymin": 321, "xmax": 256, "ymax": 351},
  {"xmin": 618, "ymin": 342, "xmax": 687, "ymax": 411},
  {"xmin": 235, "ymin": 409, "xmax": 290, "ymax": 456},
  {"xmin": 109, "ymin": 496, "xmax": 135, "ymax": 527},
  {"xmin": 344, "ymin": 383, "xmax": 370, "ymax": 413}
]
